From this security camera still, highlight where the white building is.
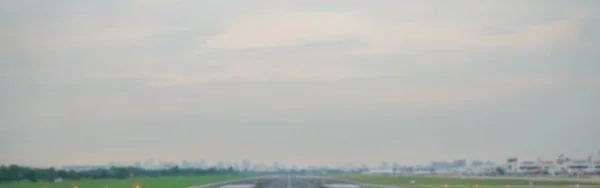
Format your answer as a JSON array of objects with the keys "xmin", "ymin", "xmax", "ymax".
[
  {"xmin": 517, "ymin": 161, "xmax": 543, "ymax": 174},
  {"xmin": 593, "ymin": 161, "xmax": 600, "ymax": 174},
  {"xmin": 564, "ymin": 160, "xmax": 594, "ymax": 175}
]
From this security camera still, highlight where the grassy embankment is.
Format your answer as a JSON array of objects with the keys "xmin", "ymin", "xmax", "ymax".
[
  {"xmin": 0, "ymin": 174, "xmax": 255, "ymax": 188},
  {"xmin": 330, "ymin": 175, "xmax": 600, "ymax": 188}
]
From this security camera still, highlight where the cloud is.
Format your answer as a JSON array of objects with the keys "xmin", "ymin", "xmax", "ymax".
[
  {"xmin": 1, "ymin": 22, "xmax": 178, "ymax": 55},
  {"xmin": 376, "ymin": 75, "xmax": 557, "ymax": 106},
  {"xmin": 85, "ymin": 61, "xmax": 382, "ymax": 87},
  {"xmin": 205, "ymin": 12, "xmax": 581, "ymax": 54},
  {"xmin": 14, "ymin": 73, "xmax": 598, "ymax": 126},
  {"xmin": 206, "ymin": 12, "xmax": 367, "ymax": 49},
  {"xmin": 1, "ymin": 1, "xmax": 593, "ymax": 86},
  {"xmin": 572, "ymin": 75, "xmax": 600, "ymax": 86},
  {"xmin": 130, "ymin": 0, "xmax": 180, "ymax": 8},
  {"xmin": 0, "ymin": 1, "xmax": 193, "ymax": 55},
  {"xmin": 361, "ymin": 19, "xmax": 580, "ymax": 54}
]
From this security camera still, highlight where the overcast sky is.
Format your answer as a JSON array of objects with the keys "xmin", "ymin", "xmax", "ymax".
[{"xmin": 1, "ymin": 0, "xmax": 599, "ymax": 167}]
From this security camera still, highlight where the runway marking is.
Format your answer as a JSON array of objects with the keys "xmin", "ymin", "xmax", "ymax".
[
  {"xmin": 287, "ymin": 175, "xmax": 292, "ymax": 188},
  {"xmin": 322, "ymin": 184, "xmax": 361, "ymax": 188},
  {"xmin": 219, "ymin": 184, "xmax": 255, "ymax": 188}
]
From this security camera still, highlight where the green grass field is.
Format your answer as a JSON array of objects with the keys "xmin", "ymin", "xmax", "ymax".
[
  {"xmin": 4, "ymin": 174, "xmax": 600, "ymax": 188},
  {"xmin": 0, "ymin": 174, "xmax": 255, "ymax": 188},
  {"xmin": 330, "ymin": 175, "xmax": 600, "ymax": 186}
]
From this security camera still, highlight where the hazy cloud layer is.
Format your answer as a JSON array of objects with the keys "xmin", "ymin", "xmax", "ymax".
[{"xmin": 1, "ymin": 0, "xmax": 599, "ymax": 167}]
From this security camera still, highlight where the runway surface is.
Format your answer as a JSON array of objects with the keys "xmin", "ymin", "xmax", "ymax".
[{"xmin": 192, "ymin": 176, "xmax": 403, "ymax": 188}]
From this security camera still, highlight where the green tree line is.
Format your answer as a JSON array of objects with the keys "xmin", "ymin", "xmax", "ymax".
[{"xmin": 0, "ymin": 164, "xmax": 238, "ymax": 183}]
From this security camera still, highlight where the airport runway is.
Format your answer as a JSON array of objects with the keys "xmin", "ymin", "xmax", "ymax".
[{"xmin": 192, "ymin": 176, "xmax": 402, "ymax": 188}]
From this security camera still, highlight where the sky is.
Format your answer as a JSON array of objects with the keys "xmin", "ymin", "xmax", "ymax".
[{"xmin": 1, "ymin": 0, "xmax": 599, "ymax": 167}]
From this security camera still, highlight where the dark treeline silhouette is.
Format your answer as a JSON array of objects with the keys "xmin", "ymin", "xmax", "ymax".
[
  {"xmin": 0, "ymin": 164, "xmax": 352, "ymax": 183},
  {"xmin": 0, "ymin": 164, "xmax": 238, "ymax": 183}
]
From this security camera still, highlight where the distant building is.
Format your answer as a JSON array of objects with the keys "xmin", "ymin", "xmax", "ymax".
[
  {"xmin": 181, "ymin": 160, "xmax": 191, "ymax": 169},
  {"xmin": 564, "ymin": 159, "xmax": 594, "ymax": 175},
  {"xmin": 379, "ymin": 161, "xmax": 389, "ymax": 170},
  {"xmin": 518, "ymin": 161, "xmax": 543, "ymax": 174},
  {"xmin": 242, "ymin": 160, "xmax": 252, "ymax": 170},
  {"xmin": 471, "ymin": 160, "xmax": 483, "ymax": 167},
  {"xmin": 61, "ymin": 165, "xmax": 105, "ymax": 172},
  {"xmin": 160, "ymin": 162, "xmax": 177, "ymax": 169},
  {"xmin": 198, "ymin": 160, "xmax": 206, "ymax": 168},
  {"xmin": 430, "ymin": 161, "xmax": 454, "ymax": 168},
  {"xmin": 506, "ymin": 158, "xmax": 518, "ymax": 172},
  {"xmin": 453, "ymin": 159, "xmax": 467, "ymax": 167}
]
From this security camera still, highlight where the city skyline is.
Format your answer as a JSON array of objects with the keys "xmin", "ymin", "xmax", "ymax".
[
  {"xmin": 9, "ymin": 152, "xmax": 600, "ymax": 169},
  {"xmin": 11, "ymin": 159, "xmax": 476, "ymax": 169}
]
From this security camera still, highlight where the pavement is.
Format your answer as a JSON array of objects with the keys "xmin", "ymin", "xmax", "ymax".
[
  {"xmin": 436, "ymin": 176, "xmax": 600, "ymax": 183},
  {"xmin": 190, "ymin": 175, "xmax": 404, "ymax": 188}
]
